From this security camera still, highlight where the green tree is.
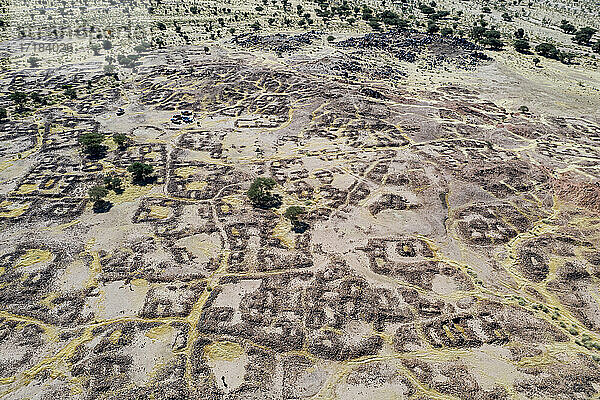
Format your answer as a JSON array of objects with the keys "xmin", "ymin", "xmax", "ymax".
[
  {"xmin": 79, "ymin": 131, "xmax": 106, "ymax": 157},
  {"xmin": 559, "ymin": 51, "xmax": 576, "ymax": 64},
  {"xmin": 535, "ymin": 42, "xmax": 559, "ymax": 59},
  {"xmin": 368, "ymin": 19, "xmax": 382, "ymax": 31},
  {"xmin": 593, "ymin": 41, "xmax": 600, "ymax": 54},
  {"xmin": 251, "ymin": 21, "xmax": 261, "ymax": 31},
  {"xmin": 104, "ymin": 64, "xmax": 116, "ymax": 75},
  {"xmin": 247, "ymin": 177, "xmax": 281, "ymax": 209},
  {"xmin": 419, "ymin": 5, "xmax": 435, "ymax": 15},
  {"xmin": 102, "ymin": 39, "xmax": 112, "ymax": 50},
  {"xmin": 0, "ymin": 107, "xmax": 7, "ymax": 121},
  {"xmin": 134, "ymin": 42, "xmax": 151, "ymax": 53},
  {"xmin": 103, "ymin": 175, "xmax": 123, "ymax": 192},
  {"xmin": 284, "ymin": 206, "xmax": 304, "ymax": 221},
  {"xmin": 432, "ymin": 10, "xmax": 450, "ymax": 20},
  {"xmin": 380, "ymin": 10, "xmax": 407, "ymax": 27},
  {"xmin": 484, "ymin": 30, "xmax": 501, "ymax": 39},
  {"xmin": 513, "ymin": 39, "xmax": 531, "ymax": 53},
  {"xmin": 89, "ymin": 185, "xmax": 108, "ymax": 202},
  {"xmin": 9, "ymin": 91, "xmax": 28, "ymax": 111},
  {"xmin": 427, "ymin": 22, "xmax": 439, "ymax": 34},
  {"xmin": 64, "ymin": 86, "xmax": 77, "ymax": 99},
  {"xmin": 90, "ymin": 43, "xmax": 101, "ymax": 56},
  {"xmin": 88, "ymin": 185, "xmax": 111, "ymax": 212},
  {"xmin": 29, "ymin": 91, "xmax": 47, "ymax": 105},
  {"xmin": 113, "ymin": 133, "xmax": 129, "ymax": 149},
  {"xmin": 284, "ymin": 206, "xmax": 308, "ymax": 233},
  {"xmin": 440, "ymin": 27, "xmax": 453, "ymax": 36},
  {"xmin": 488, "ymin": 38, "xmax": 504, "ymax": 50},
  {"xmin": 128, "ymin": 161, "xmax": 154, "ymax": 183},
  {"xmin": 572, "ymin": 27, "xmax": 597, "ymax": 45},
  {"xmin": 515, "ymin": 28, "xmax": 524, "ymax": 39},
  {"xmin": 560, "ymin": 20, "xmax": 576, "ymax": 34},
  {"xmin": 471, "ymin": 26, "xmax": 487, "ymax": 41},
  {"xmin": 27, "ymin": 56, "xmax": 42, "ymax": 68},
  {"xmin": 482, "ymin": 35, "xmax": 504, "ymax": 50}
]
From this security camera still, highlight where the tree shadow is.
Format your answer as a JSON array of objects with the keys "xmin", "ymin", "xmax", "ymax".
[
  {"xmin": 93, "ymin": 200, "xmax": 113, "ymax": 213},
  {"xmin": 132, "ymin": 175, "xmax": 157, "ymax": 186},
  {"xmin": 291, "ymin": 220, "xmax": 309, "ymax": 234},
  {"xmin": 85, "ymin": 145, "xmax": 108, "ymax": 160},
  {"xmin": 253, "ymin": 194, "xmax": 282, "ymax": 210}
]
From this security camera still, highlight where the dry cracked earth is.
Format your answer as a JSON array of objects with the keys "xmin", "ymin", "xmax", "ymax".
[{"xmin": 1, "ymin": 33, "xmax": 600, "ymax": 400}]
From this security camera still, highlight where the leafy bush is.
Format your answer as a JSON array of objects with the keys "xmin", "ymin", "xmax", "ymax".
[
  {"xmin": 88, "ymin": 185, "xmax": 108, "ymax": 202},
  {"xmin": 104, "ymin": 175, "xmax": 123, "ymax": 192},
  {"xmin": 535, "ymin": 42, "xmax": 559, "ymax": 59},
  {"xmin": 471, "ymin": 26, "xmax": 486, "ymax": 40},
  {"xmin": 427, "ymin": 22, "xmax": 439, "ymax": 34},
  {"xmin": 64, "ymin": 86, "xmax": 77, "ymax": 99},
  {"xmin": 128, "ymin": 162, "xmax": 154, "ymax": 183},
  {"xmin": 284, "ymin": 206, "xmax": 308, "ymax": 233},
  {"xmin": 572, "ymin": 27, "xmax": 597, "ymax": 45},
  {"xmin": 482, "ymin": 37, "xmax": 504, "ymax": 50},
  {"xmin": 368, "ymin": 19, "xmax": 382, "ymax": 31},
  {"xmin": 515, "ymin": 28, "xmax": 524, "ymax": 39},
  {"xmin": 79, "ymin": 132, "xmax": 106, "ymax": 157},
  {"xmin": 9, "ymin": 91, "xmax": 28, "ymax": 110},
  {"xmin": 89, "ymin": 185, "xmax": 111, "ymax": 212},
  {"xmin": 113, "ymin": 133, "xmax": 129, "ymax": 149},
  {"xmin": 440, "ymin": 27, "xmax": 453, "ymax": 36},
  {"xmin": 380, "ymin": 10, "xmax": 408, "ymax": 28},
  {"xmin": 419, "ymin": 5, "xmax": 435, "ymax": 15},
  {"xmin": 560, "ymin": 20, "xmax": 576, "ymax": 34},
  {"xmin": 284, "ymin": 206, "xmax": 304, "ymax": 221},
  {"xmin": 484, "ymin": 30, "xmax": 501, "ymax": 39},
  {"xmin": 27, "ymin": 56, "xmax": 41, "ymax": 68},
  {"xmin": 247, "ymin": 177, "xmax": 281, "ymax": 209},
  {"xmin": 513, "ymin": 39, "xmax": 530, "ymax": 53}
]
